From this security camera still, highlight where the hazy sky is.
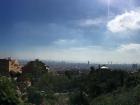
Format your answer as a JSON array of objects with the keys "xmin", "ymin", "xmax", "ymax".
[{"xmin": 1, "ymin": 0, "xmax": 140, "ymax": 63}]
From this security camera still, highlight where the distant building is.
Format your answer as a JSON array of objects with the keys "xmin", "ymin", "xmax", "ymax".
[
  {"xmin": 45, "ymin": 65, "xmax": 50, "ymax": 71},
  {"xmin": 0, "ymin": 58, "xmax": 22, "ymax": 76},
  {"xmin": 100, "ymin": 65, "xmax": 109, "ymax": 70},
  {"xmin": 132, "ymin": 64, "xmax": 138, "ymax": 71}
]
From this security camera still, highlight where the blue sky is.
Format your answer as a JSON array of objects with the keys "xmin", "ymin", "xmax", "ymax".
[{"xmin": 1, "ymin": 0, "xmax": 140, "ymax": 63}]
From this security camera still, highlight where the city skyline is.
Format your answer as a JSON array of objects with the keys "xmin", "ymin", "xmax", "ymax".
[{"xmin": 1, "ymin": 0, "xmax": 140, "ymax": 63}]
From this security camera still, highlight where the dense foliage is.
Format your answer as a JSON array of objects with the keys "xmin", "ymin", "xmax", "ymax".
[
  {"xmin": 1, "ymin": 60, "xmax": 140, "ymax": 105},
  {"xmin": 22, "ymin": 59, "xmax": 48, "ymax": 82},
  {"xmin": 0, "ymin": 77, "xmax": 24, "ymax": 105}
]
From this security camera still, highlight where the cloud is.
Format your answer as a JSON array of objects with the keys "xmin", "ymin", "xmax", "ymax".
[
  {"xmin": 53, "ymin": 39, "xmax": 77, "ymax": 46},
  {"xmin": 115, "ymin": 43, "xmax": 140, "ymax": 63},
  {"xmin": 118, "ymin": 43, "xmax": 140, "ymax": 53},
  {"xmin": 3, "ymin": 43, "xmax": 140, "ymax": 63},
  {"xmin": 107, "ymin": 10, "xmax": 140, "ymax": 33},
  {"xmin": 10, "ymin": 45, "xmax": 114, "ymax": 63},
  {"xmin": 52, "ymin": 38, "xmax": 96, "ymax": 48},
  {"xmin": 79, "ymin": 18, "xmax": 105, "ymax": 27},
  {"xmin": 52, "ymin": 39, "xmax": 82, "ymax": 48}
]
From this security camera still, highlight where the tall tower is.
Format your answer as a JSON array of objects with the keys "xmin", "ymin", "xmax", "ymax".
[{"xmin": 88, "ymin": 61, "xmax": 90, "ymax": 65}]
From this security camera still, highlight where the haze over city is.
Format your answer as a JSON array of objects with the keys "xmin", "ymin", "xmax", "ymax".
[{"xmin": 1, "ymin": 0, "xmax": 140, "ymax": 63}]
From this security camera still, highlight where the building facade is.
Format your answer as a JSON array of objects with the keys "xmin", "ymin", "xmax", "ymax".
[{"xmin": 0, "ymin": 58, "xmax": 22, "ymax": 76}]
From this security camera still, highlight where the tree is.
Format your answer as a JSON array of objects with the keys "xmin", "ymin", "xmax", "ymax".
[
  {"xmin": 0, "ymin": 76, "xmax": 24, "ymax": 105},
  {"xmin": 69, "ymin": 91, "xmax": 89, "ymax": 105},
  {"xmin": 22, "ymin": 59, "xmax": 48, "ymax": 83}
]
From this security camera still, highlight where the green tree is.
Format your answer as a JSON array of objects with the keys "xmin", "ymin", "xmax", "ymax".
[
  {"xmin": 22, "ymin": 59, "xmax": 48, "ymax": 82},
  {"xmin": 69, "ymin": 91, "xmax": 89, "ymax": 105},
  {"xmin": 0, "ymin": 76, "xmax": 24, "ymax": 105}
]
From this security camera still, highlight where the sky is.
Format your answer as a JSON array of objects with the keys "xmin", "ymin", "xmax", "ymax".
[{"xmin": 0, "ymin": 0, "xmax": 140, "ymax": 63}]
